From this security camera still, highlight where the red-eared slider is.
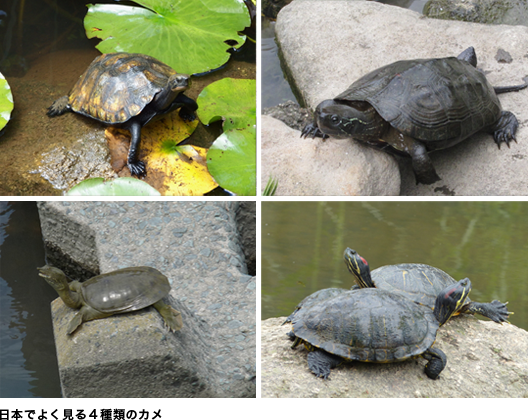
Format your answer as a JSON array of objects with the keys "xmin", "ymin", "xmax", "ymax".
[
  {"xmin": 301, "ymin": 47, "xmax": 527, "ymax": 184},
  {"xmin": 38, "ymin": 265, "xmax": 183, "ymax": 334},
  {"xmin": 290, "ymin": 278, "xmax": 471, "ymax": 379},
  {"xmin": 343, "ymin": 247, "xmax": 510, "ymax": 323},
  {"xmin": 47, "ymin": 53, "xmax": 198, "ymax": 177},
  {"xmin": 282, "ymin": 287, "xmax": 347, "ymax": 326}
]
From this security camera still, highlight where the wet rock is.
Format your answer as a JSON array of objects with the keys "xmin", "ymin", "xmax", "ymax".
[
  {"xmin": 424, "ymin": 0, "xmax": 528, "ymax": 26},
  {"xmin": 263, "ymin": 100, "xmax": 313, "ymax": 132},
  {"xmin": 275, "ymin": 1, "xmax": 528, "ymax": 195},
  {"xmin": 261, "ymin": 115, "xmax": 400, "ymax": 196},
  {"xmin": 261, "ymin": 316, "xmax": 528, "ymax": 398}
]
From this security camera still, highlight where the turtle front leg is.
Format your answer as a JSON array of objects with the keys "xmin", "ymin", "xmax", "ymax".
[
  {"xmin": 67, "ymin": 306, "xmax": 111, "ymax": 335},
  {"xmin": 461, "ymin": 300, "xmax": 511, "ymax": 323},
  {"xmin": 300, "ymin": 122, "xmax": 329, "ymax": 140},
  {"xmin": 422, "ymin": 347, "xmax": 446, "ymax": 380},
  {"xmin": 153, "ymin": 300, "xmax": 183, "ymax": 332},
  {"xmin": 306, "ymin": 349, "xmax": 343, "ymax": 379},
  {"xmin": 127, "ymin": 122, "xmax": 147, "ymax": 177},
  {"xmin": 177, "ymin": 94, "xmax": 198, "ymax": 122}
]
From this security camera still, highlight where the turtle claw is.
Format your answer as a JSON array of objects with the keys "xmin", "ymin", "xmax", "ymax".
[
  {"xmin": 300, "ymin": 123, "xmax": 328, "ymax": 140},
  {"xmin": 128, "ymin": 160, "xmax": 147, "ymax": 177}
]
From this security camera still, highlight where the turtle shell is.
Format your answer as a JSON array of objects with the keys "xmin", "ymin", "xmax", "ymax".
[
  {"xmin": 284, "ymin": 287, "xmax": 347, "ymax": 324},
  {"xmin": 68, "ymin": 53, "xmax": 179, "ymax": 124},
  {"xmin": 80, "ymin": 266, "xmax": 170, "ymax": 314},
  {"xmin": 336, "ymin": 56, "xmax": 501, "ymax": 147},
  {"xmin": 291, "ymin": 288, "xmax": 439, "ymax": 363},
  {"xmin": 371, "ymin": 263, "xmax": 471, "ymax": 311}
]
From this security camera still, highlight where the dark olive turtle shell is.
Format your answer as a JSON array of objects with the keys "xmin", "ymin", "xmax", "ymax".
[
  {"xmin": 68, "ymin": 53, "xmax": 180, "ymax": 124},
  {"xmin": 80, "ymin": 266, "xmax": 170, "ymax": 314},
  {"xmin": 284, "ymin": 287, "xmax": 347, "ymax": 324},
  {"xmin": 371, "ymin": 263, "xmax": 471, "ymax": 311},
  {"xmin": 291, "ymin": 288, "xmax": 439, "ymax": 363},
  {"xmin": 336, "ymin": 56, "xmax": 501, "ymax": 146}
]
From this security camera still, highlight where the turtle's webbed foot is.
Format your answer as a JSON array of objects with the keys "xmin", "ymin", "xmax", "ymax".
[
  {"xmin": 179, "ymin": 108, "xmax": 196, "ymax": 122},
  {"xmin": 492, "ymin": 111, "xmax": 519, "ymax": 149},
  {"xmin": 127, "ymin": 160, "xmax": 147, "ymax": 177},
  {"xmin": 47, "ymin": 96, "xmax": 70, "ymax": 117},
  {"xmin": 300, "ymin": 123, "xmax": 328, "ymax": 140},
  {"xmin": 469, "ymin": 300, "xmax": 511, "ymax": 323},
  {"xmin": 307, "ymin": 349, "xmax": 342, "ymax": 380}
]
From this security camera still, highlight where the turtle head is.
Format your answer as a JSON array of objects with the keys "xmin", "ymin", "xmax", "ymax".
[
  {"xmin": 314, "ymin": 100, "xmax": 384, "ymax": 140},
  {"xmin": 38, "ymin": 265, "xmax": 82, "ymax": 309},
  {"xmin": 168, "ymin": 73, "xmax": 191, "ymax": 93},
  {"xmin": 38, "ymin": 265, "xmax": 69, "ymax": 290},
  {"xmin": 434, "ymin": 278, "xmax": 472, "ymax": 326},
  {"xmin": 343, "ymin": 248, "xmax": 374, "ymax": 288}
]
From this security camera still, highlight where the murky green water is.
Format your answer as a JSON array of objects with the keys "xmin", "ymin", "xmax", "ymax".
[
  {"xmin": 0, "ymin": 202, "xmax": 61, "ymax": 397},
  {"xmin": 262, "ymin": 201, "xmax": 528, "ymax": 331}
]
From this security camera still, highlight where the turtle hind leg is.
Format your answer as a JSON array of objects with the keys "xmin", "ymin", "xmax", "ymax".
[
  {"xmin": 153, "ymin": 300, "xmax": 183, "ymax": 332},
  {"xmin": 489, "ymin": 111, "xmax": 519, "ymax": 148},
  {"xmin": 462, "ymin": 300, "xmax": 511, "ymax": 323},
  {"xmin": 422, "ymin": 347, "xmax": 446, "ymax": 380},
  {"xmin": 306, "ymin": 349, "xmax": 342, "ymax": 379},
  {"xmin": 47, "ymin": 96, "xmax": 70, "ymax": 117}
]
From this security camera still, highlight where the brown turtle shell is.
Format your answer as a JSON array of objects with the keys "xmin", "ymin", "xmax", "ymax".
[{"xmin": 68, "ymin": 53, "xmax": 179, "ymax": 124}]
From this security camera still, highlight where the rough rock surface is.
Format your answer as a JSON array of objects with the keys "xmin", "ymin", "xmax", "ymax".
[
  {"xmin": 261, "ymin": 316, "xmax": 528, "ymax": 398},
  {"xmin": 275, "ymin": 1, "xmax": 528, "ymax": 195},
  {"xmin": 37, "ymin": 201, "xmax": 256, "ymax": 398},
  {"xmin": 261, "ymin": 115, "xmax": 401, "ymax": 195}
]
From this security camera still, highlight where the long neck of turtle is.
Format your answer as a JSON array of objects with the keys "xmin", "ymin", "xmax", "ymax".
[
  {"xmin": 52, "ymin": 275, "xmax": 82, "ymax": 309},
  {"xmin": 433, "ymin": 294, "xmax": 455, "ymax": 327},
  {"xmin": 347, "ymin": 261, "xmax": 374, "ymax": 288}
]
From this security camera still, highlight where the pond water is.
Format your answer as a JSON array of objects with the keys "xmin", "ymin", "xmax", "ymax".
[
  {"xmin": 0, "ymin": 0, "xmax": 255, "ymax": 196},
  {"xmin": 262, "ymin": 201, "xmax": 528, "ymax": 331},
  {"xmin": 0, "ymin": 201, "xmax": 61, "ymax": 397}
]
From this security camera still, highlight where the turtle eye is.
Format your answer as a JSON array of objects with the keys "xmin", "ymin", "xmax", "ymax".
[{"xmin": 331, "ymin": 115, "xmax": 340, "ymax": 124}]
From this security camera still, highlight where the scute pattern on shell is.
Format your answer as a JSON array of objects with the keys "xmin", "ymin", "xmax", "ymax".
[
  {"xmin": 371, "ymin": 263, "xmax": 466, "ymax": 310},
  {"xmin": 336, "ymin": 56, "xmax": 501, "ymax": 144},
  {"xmin": 292, "ymin": 289, "xmax": 439, "ymax": 363},
  {"xmin": 68, "ymin": 53, "xmax": 178, "ymax": 124}
]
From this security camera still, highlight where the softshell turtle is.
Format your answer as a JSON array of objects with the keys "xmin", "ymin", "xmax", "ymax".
[
  {"xmin": 47, "ymin": 52, "xmax": 198, "ymax": 177},
  {"xmin": 38, "ymin": 265, "xmax": 183, "ymax": 334},
  {"xmin": 301, "ymin": 47, "xmax": 527, "ymax": 184},
  {"xmin": 290, "ymin": 278, "xmax": 471, "ymax": 379}
]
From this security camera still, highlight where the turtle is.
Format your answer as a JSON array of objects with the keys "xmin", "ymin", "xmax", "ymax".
[
  {"xmin": 343, "ymin": 247, "xmax": 510, "ymax": 323},
  {"xmin": 290, "ymin": 278, "xmax": 471, "ymax": 379},
  {"xmin": 301, "ymin": 47, "xmax": 527, "ymax": 184},
  {"xmin": 38, "ymin": 265, "xmax": 183, "ymax": 335},
  {"xmin": 47, "ymin": 52, "xmax": 198, "ymax": 177}
]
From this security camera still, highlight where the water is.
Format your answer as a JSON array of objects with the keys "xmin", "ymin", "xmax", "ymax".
[
  {"xmin": 262, "ymin": 201, "xmax": 528, "ymax": 331},
  {"xmin": 0, "ymin": 202, "xmax": 61, "ymax": 397}
]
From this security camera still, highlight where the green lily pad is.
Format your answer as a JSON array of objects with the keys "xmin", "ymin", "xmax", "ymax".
[
  {"xmin": 84, "ymin": 0, "xmax": 250, "ymax": 75},
  {"xmin": 197, "ymin": 78, "xmax": 256, "ymax": 196},
  {"xmin": 0, "ymin": 72, "xmax": 14, "ymax": 133},
  {"xmin": 66, "ymin": 177, "xmax": 161, "ymax": 196}
]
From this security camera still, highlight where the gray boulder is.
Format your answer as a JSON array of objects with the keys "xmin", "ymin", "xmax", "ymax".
[{"xmin": 262, "ymin": 316, "xmax": 528, "ymax": 398}]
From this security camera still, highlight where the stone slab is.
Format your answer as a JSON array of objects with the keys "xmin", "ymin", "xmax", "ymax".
[{"xmin": 37, "ymin": 201, "xmax": 256, "ymax": 398}]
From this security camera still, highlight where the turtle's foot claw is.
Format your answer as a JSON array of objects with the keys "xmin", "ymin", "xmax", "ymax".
[
  {"xmin": 494, "ymin": 131, "xmax": 516, "ymax": 149},
  {"xmin": 179, "ymin": 109, "xmax": 196, "ymax": 122},
  {"xmin": 488, "ymin": 300, "xmax": 511, "ymax": 323},
  {"xmin": 128, "ymin": 160, "xmax": 146, "ymax": 177},
  {"xmin": 300, "ymin": 123, "xmax": 328, "ymax": 140}
]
